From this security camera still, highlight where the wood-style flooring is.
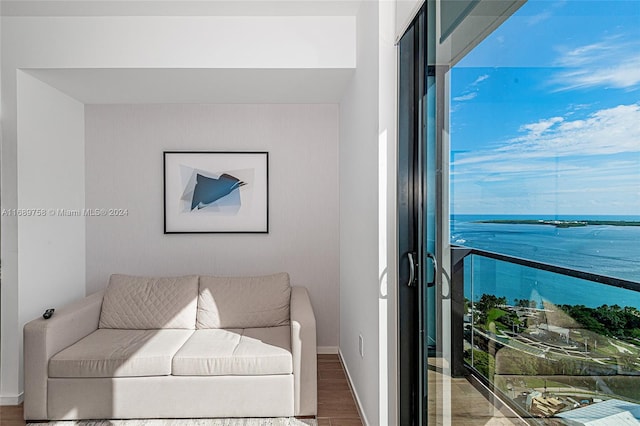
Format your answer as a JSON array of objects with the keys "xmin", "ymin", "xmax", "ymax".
[
  {"xmin": 317, "ymin": 354, "xmax": 363, "ymax": 426},
  {"xmin": 0, "ymin": 403, "xmax": 23, "ymax": 426}
]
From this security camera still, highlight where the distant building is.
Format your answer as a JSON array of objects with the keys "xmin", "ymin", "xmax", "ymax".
[
  {"xmin": 555, "ymin": 399, "xmax": 640, "ymax": 425},
  {"xmin": 526, "ymin": 391, "xmax": 566, "ymax": 417}
]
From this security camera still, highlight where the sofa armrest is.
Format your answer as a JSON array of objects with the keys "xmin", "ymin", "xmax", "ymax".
[
  {"xmin": 23, "ymin": 290, "xmax": 104, "ymax": 420},
  {"xmin": 290, "ymin": 286, "xmax": 317, "ymax": 416}
]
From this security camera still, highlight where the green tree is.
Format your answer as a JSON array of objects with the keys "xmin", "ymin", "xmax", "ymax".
[{"xmin": 476, "ymin": 294, "xmax": 508, "ymax": 325}]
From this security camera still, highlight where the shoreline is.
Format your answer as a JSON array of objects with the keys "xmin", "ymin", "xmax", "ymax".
[{"xmin": 475, "ymin": 219, "xmax": 640, "ymax": 228}]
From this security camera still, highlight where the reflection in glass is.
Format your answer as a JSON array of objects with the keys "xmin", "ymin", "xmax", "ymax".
[{"xmin": 464, "ymin": 253, "xmax": 640, "ymax": 421}]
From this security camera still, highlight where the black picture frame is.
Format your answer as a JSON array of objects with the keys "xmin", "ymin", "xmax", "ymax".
[{"xmin": 163, "ymin": 151, "xmax": 269, "ymax": 234}]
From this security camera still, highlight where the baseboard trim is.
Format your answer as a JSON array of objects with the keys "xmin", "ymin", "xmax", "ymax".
[
  {"xmin": 0, "ymin": 392, "xmax": 24, "ymax": 406},
  {"xmin": 338, "ymin": 349, "xmax": 370, "ymax": 426},
  {"xmin": 316, "ymin": 346, "xmax": 339, "ymax": 354}
]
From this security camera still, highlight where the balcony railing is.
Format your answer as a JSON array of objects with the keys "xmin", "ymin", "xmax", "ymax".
[{"xmin": 451, "ymin": 246, "xmax": 640, "ymax": 423}]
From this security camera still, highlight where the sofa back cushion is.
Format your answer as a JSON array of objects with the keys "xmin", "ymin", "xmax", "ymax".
[
  {"xmin": 99, "ymin": 274, "xmax": 199, "ymax": 329},
  {"xmin": 197, "ymin": 273, "xmax": 291, "ymax": 329}
]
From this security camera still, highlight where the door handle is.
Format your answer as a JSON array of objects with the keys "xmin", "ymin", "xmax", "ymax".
[
  {"xmin": 407, "ymin": 252, "xmax": 417, "ymax": 287},
  {"xmin": 426, "ymin": 252, "xmax": 437, "ymax": 288},
  {"xmin": 425, "ymin": 251, "xmax": 450, "ymax": 298}
]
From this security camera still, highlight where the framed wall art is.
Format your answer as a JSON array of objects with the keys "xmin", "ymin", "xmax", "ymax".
[{"xmin": 163, "ymin": 151, "xmax": 269, "ymax": 233}]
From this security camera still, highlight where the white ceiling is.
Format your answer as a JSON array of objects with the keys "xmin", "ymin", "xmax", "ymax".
[
  {"xmin": 25, "ymin": 68, "xmax": 355, "ymax": 104},
  {"xmin": 11, "ymin": 1, "xmax": 360, "ymax": 104},
  {"xmin": 1, "ymin": 0, "xmax": 363, "ymax": 17}
]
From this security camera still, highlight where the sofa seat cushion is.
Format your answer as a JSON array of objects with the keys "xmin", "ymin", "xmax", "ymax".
[
  {"xmin": 49, "ymin": 329, "xmax": 194, "ymax": 378},
  {"xmin": 172, "ymin": 326, "xmax": 292, "ymax": 376}
]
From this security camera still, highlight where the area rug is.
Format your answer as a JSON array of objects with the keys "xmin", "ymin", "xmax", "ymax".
[{"xmin": 28, "ymin": 419, "xmax": 316, "ymax": 426}]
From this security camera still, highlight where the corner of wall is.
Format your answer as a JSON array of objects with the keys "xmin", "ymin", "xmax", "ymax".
[
  {"xmin": 338, "ymin": 0, "xmax": 382, "ymax": 424},
  {"xmin": 11, "ymin": 70, "xmax": 87, "ymax": 397}
]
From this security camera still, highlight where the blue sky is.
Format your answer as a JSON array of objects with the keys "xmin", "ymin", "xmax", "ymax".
[{"xmin": 450, "ymin": 0, "xmax": 640, "ymax": 216}]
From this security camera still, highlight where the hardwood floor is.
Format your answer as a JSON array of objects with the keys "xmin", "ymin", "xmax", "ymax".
[
  {"xmin": 0, "ymin": 404, "xmax": 24, "ymax": 426},
  {"xmin": 317, "ymin": 354, "xmax": 363, "ymax": 426}
]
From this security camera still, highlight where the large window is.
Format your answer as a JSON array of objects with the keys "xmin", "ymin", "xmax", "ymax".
[
  {"xmin": 450, "ymin": 0, "xmax": 640, "ymax": 422},
  {"xmin": 450, "ymin": 0, "xmax": 640, "ymax": 282}
]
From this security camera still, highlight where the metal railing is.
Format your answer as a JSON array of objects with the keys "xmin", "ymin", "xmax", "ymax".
[
  {"xmin": 451, "ymin": 246, "xmax": 640, "ymax": 422},
  {"xmin": 452, "ymin": 246, "xmax": 640, "ymax": 292}
]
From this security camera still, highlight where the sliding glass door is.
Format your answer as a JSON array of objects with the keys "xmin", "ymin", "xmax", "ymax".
[{"xmin": 398, "ymin": 5, "xmax": 440, "ymax": 424}]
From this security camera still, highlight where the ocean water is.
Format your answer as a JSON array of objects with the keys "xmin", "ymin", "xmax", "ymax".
[{"xmin": 452, "ymin": 215, "xmax": 640, "ymax": 308}]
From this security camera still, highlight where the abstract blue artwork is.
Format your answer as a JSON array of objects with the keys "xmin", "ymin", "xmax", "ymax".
[
  {"xmin": 164, "ymin": 152, "xmax": 269, "ymax": 233},
  {"xmin": 178, "ymin": 166, "xmax": 252, "ymax": 215},
  {"xmin": 190, "ymin": 173, "xmax": 246, "ymax": 210}
]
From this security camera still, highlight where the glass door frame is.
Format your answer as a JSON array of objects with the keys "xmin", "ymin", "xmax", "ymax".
[
  {"xmin": 398, "ymin": 4, "xmax": 449, "ymax": 424},
  {"xmin": 397, "ymin": 9, "xmax": 422, "ymax": 424}
]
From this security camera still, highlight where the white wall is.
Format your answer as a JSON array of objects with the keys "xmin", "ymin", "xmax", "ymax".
[
  {"xmin": 339, "ymin": 1, "xmax": 380, "ymax": 425},
  {"xmin": 16, "ymin": 72, "xmax": 87, "ymax": 326},
  {"xmin": 1, "ymin": 13, "xmax": 355, "ymax": 402},
  {"xmin": 339, "ymin": 2, "xmax": 398, "ymax": 424},
  {"xmin": 379, "ymin": 1, "xmax": 399, "ymax": 424},
  {"xmin": 84, "ymin": 103, "xmax": 340, "ymax": 348},
  {"xmin": 0, "ymin": 71, "xmax": 87, "ymax": 403}
]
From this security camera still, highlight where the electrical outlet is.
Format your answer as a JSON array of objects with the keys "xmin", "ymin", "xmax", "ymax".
[{"xmin": 358, "ymin": 334, "xmax": 364, "ymax": 358}]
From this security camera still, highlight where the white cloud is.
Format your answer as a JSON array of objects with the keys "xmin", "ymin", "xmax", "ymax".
[
  {"xmin": 451, "ymin": 104, "xmax": 640, "ymax": 214},
  {"xmin": 453, "ymin": 92, "xmax": 478, "ymax": 102},
  {"xmin": 526, "ymin": 104, "xmax": 640, "ymax": 156},
  {"xmin": 520, "ymin": 117, "xmax": 564, "ymax": 136},
  {"xmin": 556, "ymin": 41, "xmax": 613, "ymax": 67},
  {"xmin": 452, "ymin": 157, "xmax": 640, "ymax": 215},
  {"xmin": 525, "ymin": 1, "xmax": 566, "ymax": 27},
  {"xmin": 472, "ymin": 74, "xmax": 490, "ymax": 85},
  {"xmin": 452, "ymin": 73, "xmax": 490, "ymax": 103},
  {"xmin": 554, "ymin": 56, "xmax": 640, "ymax": 90},
  {"xmin": 552, "ymin": 38, "xmax": 640, "ymax": 90},
  {"xmin": 455, "ymin": 103, "xmax": 640, "ymax": 167}
]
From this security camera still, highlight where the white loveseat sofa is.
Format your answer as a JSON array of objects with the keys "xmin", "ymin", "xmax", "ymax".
[{"xmin": 24, "ymin": 273, "xmax": 317, "ymax": 420}]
